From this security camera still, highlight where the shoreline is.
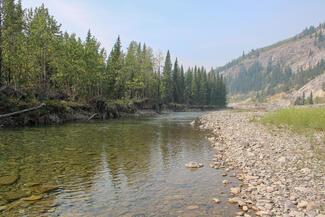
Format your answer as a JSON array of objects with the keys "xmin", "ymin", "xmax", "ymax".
[
  {"xmin": 0, "ymin": 104, "xmax": 225, "ymax": 128},
  {"xmin": 198, "ymin": 110, "xmax": 325, "ymax": 217}
]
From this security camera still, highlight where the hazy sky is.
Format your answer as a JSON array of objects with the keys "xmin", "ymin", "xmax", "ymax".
[{"xmin": 23, "ymin": 0, "xmax": 325, "ymax": 68}]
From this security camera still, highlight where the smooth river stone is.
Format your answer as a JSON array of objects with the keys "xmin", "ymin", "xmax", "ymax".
[
  {"xmin": 0, "ymin": 175, "xmax": 19, "ymax": 186},
  {"xmin": 22, "ymin": 194, "xmax": 44, "ymax": 201},
  {"xmin": 31, "ymin": 184, "xmax": 60, "ymax": 194},
  {"xmin": 3, "ymin": 190, "xmax": 31, "ymax": 202},
  {"xmin": 187, "ymin": 205, "xmax": 199, "ymax": 210},
  {"xmin": 0, "ymin": 195, "xmax": 7, "ymax": 206}
]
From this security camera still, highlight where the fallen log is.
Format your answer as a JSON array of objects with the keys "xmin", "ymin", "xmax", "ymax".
[
  {"xmin": 88, "ymin": 113, "xmax": 98, "ymax": 121},
  {"xmin": 0, "ymin": 103, "xmax": 46, "ymax": 119}
]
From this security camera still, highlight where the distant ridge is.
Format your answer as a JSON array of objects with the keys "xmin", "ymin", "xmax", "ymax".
[{"xmin": 217, "ymin": 23, "xmax": 325, "ymax": 103}]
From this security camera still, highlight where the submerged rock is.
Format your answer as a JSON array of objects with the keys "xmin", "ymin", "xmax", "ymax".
[
  {"xmin": 0, "ymin": 206, "xmax": 6, "ymax": 212},
  {"xmin": 31, "ymin": 184, "xmax": 60, "ymax": 194},
  {"xmin": 212, "ymin": 198, "xmax": 221, "ymax": 204},
  {"xmin": 3, "ymin": 190, "xmax": 31, "ymax": 202},
  {"xmin": 22, "ymin": 194, "xmax": 43, "ymax": 201},
  {"xmin": 23, "ymin": 182, "xmax": 40, "ymax": 187},
  {"xmin": 0, "ymin": 175, "xmax": 19, "ymax": 186},
  {"xmin": 185, "ymin": 162, "xmax": 203, "ymax": 168},
  {"xmin": 0, "ymin": 196, "xmax": 7, "ymax": 206}
]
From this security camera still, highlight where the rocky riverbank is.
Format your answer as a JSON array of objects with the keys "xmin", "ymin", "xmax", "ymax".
[{"xmin": 198, "ymin": 110, "xmax": 325, "ymax": 217}]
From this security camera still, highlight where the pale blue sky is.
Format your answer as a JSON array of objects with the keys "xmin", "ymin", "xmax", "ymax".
[{"xmin": 23, "ymin": 0, "xmax": 325, "ymax": 68}]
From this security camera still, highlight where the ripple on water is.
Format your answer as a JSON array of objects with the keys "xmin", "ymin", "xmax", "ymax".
[{"xmin": 0, "ymin": 112, "xmax": 240, "ymax": 216}]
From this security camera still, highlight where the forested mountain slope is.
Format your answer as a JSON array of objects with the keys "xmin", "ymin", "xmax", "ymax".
[{"xmin": 219, "ymin": 24, "xmax": 325, "ymax": 103}]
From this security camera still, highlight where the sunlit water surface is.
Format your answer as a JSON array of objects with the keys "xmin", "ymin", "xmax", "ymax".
[{"xmin": 0, "ymin": 112, "xmax": 239, "ymax": 216}]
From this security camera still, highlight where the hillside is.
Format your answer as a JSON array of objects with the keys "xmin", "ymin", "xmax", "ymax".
[
  {"xmin": 219, "ymin": 24, "xmax": 325, "ymax": 103},
  {"xmin": 292, "ymin": 72, "xmax": 325, "ymax": 103}
]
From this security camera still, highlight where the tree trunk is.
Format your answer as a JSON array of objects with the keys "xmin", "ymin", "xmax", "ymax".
[{"xmin": 0, "ymin": 103, "xmax": 45, "ymax": 119}]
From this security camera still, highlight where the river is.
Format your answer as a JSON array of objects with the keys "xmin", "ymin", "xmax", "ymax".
[{"xmin": 0, "ymin": 112, "xmax": 239, "ymax": 216}]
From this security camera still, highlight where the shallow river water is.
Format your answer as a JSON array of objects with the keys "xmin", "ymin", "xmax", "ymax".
[{"xmin": 0, "ymin": 112, "xmax": 239, "ymax": 217}]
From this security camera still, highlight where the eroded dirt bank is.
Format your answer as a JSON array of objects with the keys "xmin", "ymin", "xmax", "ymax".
[{"xmin": 198, "ymin": 110, "xmax": 325, "ymax": 217}]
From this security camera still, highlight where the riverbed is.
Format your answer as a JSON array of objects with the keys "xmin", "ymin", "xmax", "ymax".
[{"xmin": 0, "ymin": 112, "xmax": 239, "ymax": 217}]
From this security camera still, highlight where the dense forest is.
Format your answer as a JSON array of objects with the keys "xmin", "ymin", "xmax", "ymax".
[{"xmin": 0, "ymin": 0, "xmax": 227, "ymax": 109}]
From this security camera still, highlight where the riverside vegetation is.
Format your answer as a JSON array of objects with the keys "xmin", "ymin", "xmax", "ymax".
[
  {"xmin": 0, "ymin": 0, "xmax": 227, "ymax": 127},
  {"xmin": 262, "ymin": 107, "xmax": 325, "ymax": 132}
]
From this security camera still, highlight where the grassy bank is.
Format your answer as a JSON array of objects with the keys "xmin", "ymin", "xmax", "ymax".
[{"xmin": 262, "ymin": 107, "xmax": 325, "ymax": 131}]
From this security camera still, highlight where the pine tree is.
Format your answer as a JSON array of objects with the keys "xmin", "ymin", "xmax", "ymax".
[
  {"xmin": 184, "ymin": 68, "xmax": 192, "ymax": 104},
  {"xmin": 124, "ymin": 41, "xmax": 139, "ymax": 98},
  {"xmin": 179, "ymin": 65, "xmax": 185, "ymax": 103},
  {"xmin": 309, "ymin": 92, "xmax": 313, "ymax": 104},
  {"xmin": 106, "ymin": 35, "xmax": 124, "ymax": 98},
  {"xmin": 199, "ymin": 68, "xmax": 208, "ymax": 105},
  {"xmin": 0, "ymin": 1, "xmax": 228, "ymax": 108},
  {"xmin": 172, "ymin": 58, "xmax": 180, "ymax": 103},
  {"xmin": 191, "ymin": 66, "xmax": 199, "ymax": 105},
  {"xmin": 161, "ymin": 50, "xmax": 172, "ymax": 103}
]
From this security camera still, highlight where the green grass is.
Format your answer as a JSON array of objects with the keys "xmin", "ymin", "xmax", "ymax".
[
  {"xmin": 262, "ymin": 107, "xmax": 325, "ymax": 131},
  {"xmin": 262, "ymin": 107, "xmax": 325, "ymax": 162}
]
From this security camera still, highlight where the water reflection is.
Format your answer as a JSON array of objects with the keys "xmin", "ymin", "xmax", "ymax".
[{"xmin": 0, "ymin": 112, "xmax": 239, "ymax": 216}]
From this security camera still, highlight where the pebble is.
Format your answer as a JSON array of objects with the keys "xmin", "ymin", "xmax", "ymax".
[
  {"xmin": 186, "ymin": 205, "xmax": 199, "ymax": 210},
  {"xmin": 199, "ymin": 110, "xmax": 325, "ymax": 216},
  {"xmin": 212, "ymin": 198, "xmax": 221, "ymax": 204},
  {"xmin": 297, "ymin": 200, "xmax": 308, "ymax": 209},
  {"xmin": 242, "ymin": 205, "xmax": 248, "ymax": 211},
  {"xmin": 230, "ymin": 187, "xmax": 241, "ymax": 195},
  {"xmin": 185, "ymin": 162, "xmax": 203, "ymax": 168},
  {"xmin": 222, "ymin": 180, "xmax": 229, "ymax": 184}
]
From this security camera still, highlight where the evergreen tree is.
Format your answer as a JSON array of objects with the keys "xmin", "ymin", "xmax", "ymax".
[
  {"xmin": 0, "ymin": 1, "xmax": 227, "ymax": 108},
  {"xmin": 124, "ymin": 41, "xmax": 139, "ymax": 98},
  {"xmin": 179, "ymin": 65, "xmax": 185, "ymax": 103},
  {"xmin": 309, "ymin": 92, "xmax": 313, "ymax": 104},
  {"xmin": 161, "ymin": 50, "xmax": 172, "ymax": 103},
  {"xmin": 191, "ymin": 66, "xmax": 199, "ymax": 104},
  {"xmin": 172, "ymin": 58, "xmax": 180, "ymax": 103},
  {"xmin": 106, "ymin": 36, "xmax": 124, "ymax": 98},
  {"xmin": 199, "ymin": 68, "xmax": 208, "ymax": 105},
  {"xmin": 184, "ymin": 68, "xmax": 193, "ymax": 104}
]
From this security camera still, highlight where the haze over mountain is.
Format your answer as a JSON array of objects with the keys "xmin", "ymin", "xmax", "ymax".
[{"xmin": 218, "ymin": 24, "xmax": 325, "ymax": 104}]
